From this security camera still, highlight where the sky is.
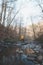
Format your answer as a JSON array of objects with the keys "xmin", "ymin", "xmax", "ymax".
[
  {"xmin": 0, "ymin": 0, "xmax": 43, "ymax": 26},
  {"xmin": 15, "ymin": 0, "xmax": 43, "ymax": 26}
]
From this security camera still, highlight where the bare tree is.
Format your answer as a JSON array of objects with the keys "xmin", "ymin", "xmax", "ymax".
[
  {"xmin": 2, "ymin": 0, "xmax": 7, "ymax": 26},
  {"xmin": 35, "ymin": 0, "xmax": 43, "ymax": 18},
  {"xmin": 7, "ymin": 8, "xmax": 21, "ymax": 27},
  {"xmin": 6, "ymin": 7, "xmax": 14, "ymax": 26},
  {"xmin": 30, "ymin": 16, "xmax": 36, "ymax": 39}
]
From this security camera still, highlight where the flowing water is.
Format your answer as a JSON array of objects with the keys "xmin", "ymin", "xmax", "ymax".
[{"xmin": 0, "ymin": 41, "xmax": 43, "ymax": 65}]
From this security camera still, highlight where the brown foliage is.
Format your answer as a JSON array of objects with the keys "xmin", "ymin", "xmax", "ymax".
[{"xmin": 0, "ymin": 24, "xmax": 16, "ymax": 42}]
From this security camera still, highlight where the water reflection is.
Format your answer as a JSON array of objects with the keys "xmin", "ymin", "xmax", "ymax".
[{"xmin": 0, "ymin": 41, "xmax": 43, "ymax": 65}]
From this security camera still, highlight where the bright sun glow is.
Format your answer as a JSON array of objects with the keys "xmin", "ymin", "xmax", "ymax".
[{"xmin": 15, "ymin": 0, "xmax": 42, "ymax": 26}]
